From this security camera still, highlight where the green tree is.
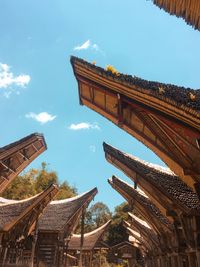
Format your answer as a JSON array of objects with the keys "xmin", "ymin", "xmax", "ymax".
[
  {"xmin": 1, "ymin": 162, "xmax": 77, "ymax": 200},
  {"xmin": 1, "ymin": 170, "xmax": 37, "ymax": 200},
  {"xmin": 106, "ymin": 202, "xmax": 131, "ymax": 246},
  {"xmin": 76, "ymin": 202, "xmax": 112, "ymax": 233}
]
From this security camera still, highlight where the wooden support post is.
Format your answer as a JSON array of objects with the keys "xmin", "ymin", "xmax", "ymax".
[
  {"xmin": 177, "ymin": 255, "xmax": 183, "ymax": 267},
  {"xmin": 99, "ymin": 248, "xmax": 102, "ymax": 267},
  {"xmin": 188, "ymin": 252, "xmax": 197, "ymax": 267},
  {"xmin": 2, "ymin": 246, "xmax": 8, "ymax": 266},
  {"xmin": 171, "ymin": 255, "xmax": 176, "ymax": 267},
  {"xmin": 89, "ymin": 250, "xmax": 93, "ymax": 267},
  {"xmin": 196, "ymin": 251, "xmax": 200, "ymax": 267},
  {"xmin": 79, "ymin": 210, "xmax": 85, "ymax": 267},
  {"xmin": 30, "ymin": 222, "xmax": 38, "ymax": 267}
]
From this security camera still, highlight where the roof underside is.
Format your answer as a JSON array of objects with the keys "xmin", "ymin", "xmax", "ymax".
[
  {"xmin": 38, "ymin": 188, "xmax": 97, "ymax": 232},
  {"xmin": 0, "ymin": 133, "xmax": 47, "ymax": 193},
  {"xmin": 104, "ymin": 143, "xmax": 200, "ymax": 214},
  {"xmin": 71, "ymin": 56, "xmax": 200, "ymax": 119},
  {"xmin": 152, "ymin": 0, "xmax": 200, "ymax": 31},
  {"xmin": 68, "ymin": 220, "xmax": 111, "ymax": 250}
]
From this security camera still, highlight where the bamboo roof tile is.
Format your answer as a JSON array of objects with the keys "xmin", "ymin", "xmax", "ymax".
[
  {"xmin": 0, "ymin": 184, "xmax": 58, "ymax": 232},
  {"xmin": 104, "ymin": 142, "xmax": 200, "ymax": 214},
  {"xmin": 38, "ymin": 188, "xmax": 97, "ymax": 232},
  {"xmin": 109, "ymin": 175, "xmax": 173, "ymax": 231},
  {"xmin": 68, "ymin": 220, "xmax": 111, "ymax": 251},
  {"xmin": 71, "ymin": 56, "xmax": 200, "ymax": 118}
]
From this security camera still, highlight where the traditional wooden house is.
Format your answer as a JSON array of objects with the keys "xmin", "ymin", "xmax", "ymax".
[
  {"xmin": 71, "ymin": 57, "xmax": 200, "ymax": 191},
  {"xmin": 110, "ymin": 241, "xmax": 144, "ymax": 267},
  {"xmin": 150, "ymin": 0, "xmax": 200, "ymax": 31},
  {"xmin": 36, "ymin": 188, "xmax": 98, "ymax": 267},
  {"xmin": 104, "ymin": 143, "xmax": 200, "ymax": 266},
  {"xmin": 0, "ymin": 184, "xmax": 58, "ymax": 267},
  {"xmin": 0, "ymin": 133, "xmax": 47, "ymax": 193},
  {"xmin": 67, "ymin": 220, "xmax": 111, "ymax": 267},
  {"xmin": 108, "ymin": 176, "xmax": 175, "ymax": 254}
]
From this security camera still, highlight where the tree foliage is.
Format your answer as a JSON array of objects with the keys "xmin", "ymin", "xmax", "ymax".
[
  {"xmin": 106, "ymin": 202, "xmax": 131, "ymax": 246},
  {"xmin": 1, "ymin": 162, "xmax": 77, "ymax": 200},
  {"xmin": 76, "ymin": 202, "xmax": 112, "ymax": 233}
]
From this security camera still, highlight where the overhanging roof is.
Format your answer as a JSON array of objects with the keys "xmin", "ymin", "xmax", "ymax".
[
  {"xmin": 151, "ymin": 0, "xmax": 200, "ymax": 31},
  {"xmin": 128, "ymin": 213, "xmax": 159, "ymax": 249},
  {"xmin": 104, "ymin": 143, "xmax": 200, "ymax": 215},
  {"xmin": 68, "ymin": 220, "xmax": 111, "ymax": 251},
  {"xmin": 108, "ymin": 175, "xmax": 173, "ymax": 233},
  {"xmin": 71, "ymin": 56, "xmax": 200, "ymax": 187},
  {"xmin": 0, "ymin": 184, "xmax": 58, "ymax": 235},
  {"xmin": 0, "ymin": 133, "xmax": 47, "ymax": 193},
  {"xmin": 38, "ymin": 188, "xmax": 97, "ymax": 233}
]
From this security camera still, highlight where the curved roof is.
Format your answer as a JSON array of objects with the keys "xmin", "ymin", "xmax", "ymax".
[
  {"xmin": 0, "ymin": 184, "xmax": 58, "ymax": 232},
  {"xmin": 0, "ymin": 133, "xmax": 47, "ymax": 193},
  {"xmin": 38, "ymin": 188, "xmax": 97, "ymax": 232},
  {"xmin": 109, "ymin": 176, "xmax": 173, "ymax": 231},
  {"xmin": 124, "ymin": 221, "xmax": 150, "ymax": 252},
  {"xmin": 68, "ymin": 220, "xmax": 111, "ymax": 250},
  {"xmin": 104, "ymin": 143, "xmax": 200, "ymax": 214},
  {"xmin": 71, "ymin": 56, "xmax": 200, "ymax": 123},
  {"xmin": 151, "ymin": 0, "xmax": 200, "ymax": 31},
  {"xmin": 128, "ymin": 213, "xmax": 159, "ymax": 249}
]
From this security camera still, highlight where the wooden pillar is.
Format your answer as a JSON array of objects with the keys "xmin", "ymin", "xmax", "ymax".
[
  {"xmin": 30, "ymin": 222, "xmax": 38, "ymax": 267},
  {"xmin": 177, "ymin": 255, "xmax": 183, "ymax": 267},
  {"xmin": 188, "ymin": 252, "xmax": 197, "ymax": 267},
  {"xmin": 2, "ymin": 245, "xmax": 8, "ymax": 266},
  {"xmin": 89, "ymin": 250, "xmax": 93, "ymax": 267},
  {"xmin": 171, "ymin": 255, "xmax": 176, "ymax": 267},
  {"xmin": 79, "ymin": 210, "xmax": 85, "ymax": 267},
  {"xmin": 196, "ymin": 251, "xmax": 200, "ymax": 267}
]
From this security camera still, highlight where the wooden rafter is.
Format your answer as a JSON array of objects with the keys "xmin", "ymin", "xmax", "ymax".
[
  {"xmin": 0, "ymin": 133, "xmax": 47, "ymax": 193},
  {"xmin": 71, "ymin": 57, "xmax": 200, "ymax": 188}
]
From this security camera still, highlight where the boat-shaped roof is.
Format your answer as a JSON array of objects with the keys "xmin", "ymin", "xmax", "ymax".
[
  {"xmin": 109, "ymin": 175, "xmax": 173, "ymax": 231},
  {"xmin": 104, "ymin": 143, "xmax": 200, "ymax": 214},
  {"xmin": 71, "ymin": 56, "xmax": 200, "ymax": 125},
  {"xmin": 68, "ymin": 220, "xmax": 111, "ymax": 251},
  {"xmin": 0, "ymin": 133, "xmax": 47, "ymax": 193},
  {"xmin": 38, "ymin": 188, "xmax": 97, "ymax": 232},
  {"xmin": 0, "ymin": 184, "xmax": 58, "ymax": 233}
]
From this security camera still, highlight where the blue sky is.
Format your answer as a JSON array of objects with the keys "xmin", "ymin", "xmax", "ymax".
[{"xmin": 0, "ymin": 0, "xmax": 200, "ymax": 211}]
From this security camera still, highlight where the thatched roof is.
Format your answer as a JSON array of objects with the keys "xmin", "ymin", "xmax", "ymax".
[
  {"xmin": 124, "ymin": 222, "xmax": 149, "ymax": 252},
  {"xmin": 0, "ymin": 133, "xmax": 47, "ymax": 193},
  {"xmin": 104, "ymin": 142, "xmax": 200, "ymax": 214},
  {"xmin": 38, "ymin": 188, "xmax": 97, "ymax": 232},
  {"xmin": 128, "ymin": 213, "xmax": 159, "ymax": 248},
  {"xmin": 0, "ymin": 184, "xmax": 58, "ymax": 233},
  {"xmin": 68, "ymin": 220, "xmax": 111, "ymax": 251},
  {"xmin": 108, "ymin": 176, "xmax": 173, "ymax": 231},
  {"xmin": 71, "ymin": 56, "xmax": 200, "ymax": 121},
  {"xmin": 151, "ymin": 0, "xmax": 200, "ymax": 31}
]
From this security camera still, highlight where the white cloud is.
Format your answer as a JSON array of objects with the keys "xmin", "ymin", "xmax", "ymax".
[
  {"xmin": 0, "ymin": 63, "xmax": 30, "ymax": 89},
  {"xmin": 0, "ymin": 63, "xmax": 30, "ymax": 98},
  {"xmin": 92, "ymin": 43, "xmax": 99, "ymax": 51},
  {"xmin": 68, "ymin": 122, "xmax": 100, "ymax": 130},
  {"xmin": 74, "ymin": 40, "xmax": 91, "ymax": 51},
  {"xmin": 74, "ymin": 40, "xmax": 99, "ymax": 52},
  {"xmin": 89, "ymin": 145, "xmax": 96, "ymax": 153},
  {"xmin": 25, "ymin": 112, "xmax": 56, "ymax": 124}
]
